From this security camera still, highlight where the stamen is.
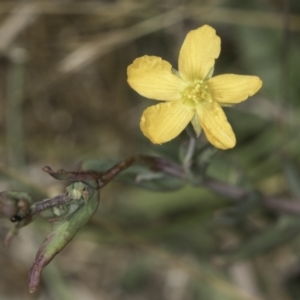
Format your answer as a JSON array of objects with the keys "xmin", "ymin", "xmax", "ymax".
[{"xmin": 180, "ymin": 79, "xmax": 211, "ymax": 107}]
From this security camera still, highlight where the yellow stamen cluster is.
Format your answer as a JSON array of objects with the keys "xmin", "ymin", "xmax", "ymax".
[{"xmin": 181, "ymin": 80, "xmax": 212, "ymax": 107}]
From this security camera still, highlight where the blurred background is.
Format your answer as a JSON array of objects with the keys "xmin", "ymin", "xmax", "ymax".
[{"xmin": 0, "ymin": 0, "xmax": 299, "ymax": 299}]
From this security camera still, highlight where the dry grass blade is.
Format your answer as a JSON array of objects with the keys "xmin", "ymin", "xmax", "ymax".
[
  {"xmin": 0, "ymin": 1, "xmax": 143, "ymax": 15},
  {"xmin": 0, "ymin": 3, "xmax": 39, "ymax": 53},
  {"xmin": 56, "ymin": 4, "xmax": 214, "ymax": 75},
  {"xmin": 27, "ymin": 0, "xmax": 224, "ymax": 97}
]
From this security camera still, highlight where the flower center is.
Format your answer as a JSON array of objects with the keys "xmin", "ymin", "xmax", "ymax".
[{"xmin": 180, "ymin": 79, "xmax": 212, "ymax": 107}]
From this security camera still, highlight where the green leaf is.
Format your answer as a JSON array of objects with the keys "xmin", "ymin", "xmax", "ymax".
[
  {"xmin": 283, "ymin": 161, "xmax": 300, "ymax": 198},
  {"xmin": 214, "ymin": 190, "xmax": 262, "ymax": 225},
  {"xmin": 193, "ymin": 145, "xmax": 219, "ymax": 177},
  {"xmin": 225, "ymin": 216, "xmax": 300, "ymax": 262},
  {"xmin": 28, "ymin": 188, "xmax": 99, "ymax": 293}
]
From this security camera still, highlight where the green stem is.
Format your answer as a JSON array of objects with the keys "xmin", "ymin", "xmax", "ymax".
[{"xmin": 6, "ymin": 48, "xmax": 27, "ymax": 170}]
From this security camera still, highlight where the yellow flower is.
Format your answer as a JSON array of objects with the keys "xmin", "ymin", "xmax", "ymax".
[{"xmin": 127, "ymin": 25, "xmax": 262, "ymax": 149}]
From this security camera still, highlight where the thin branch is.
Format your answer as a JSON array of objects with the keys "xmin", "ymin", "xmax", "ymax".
[
  {"xmin": 30, "ymin": 193, "xmax": 69, "ymax": 216},
  {"xmin": 263, "ymin": 197, "xmax": 300, "ymax": 215},
  {"xmin": 143, "ymin": 155, "xmax": 300, "ymax": 216}
]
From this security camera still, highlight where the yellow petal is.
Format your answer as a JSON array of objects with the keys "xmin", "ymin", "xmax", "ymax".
[
  {"xmin": 127, "ymin": 55, "xmax": 183, "ymax": 101},
  {"xmin": 140, "ymin": 101, "xmax": 194, "ymax": 144},
  {"xmin": 178, "ymin": 25, "xmax": 221, "ymax": 81},
  {"xmin": 196, "ymin": 101, "xmax": 236, "ymax": 150},
  {"xmin": 208, "ymin": 74, "xmax": 262, "ymax": 104}
]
